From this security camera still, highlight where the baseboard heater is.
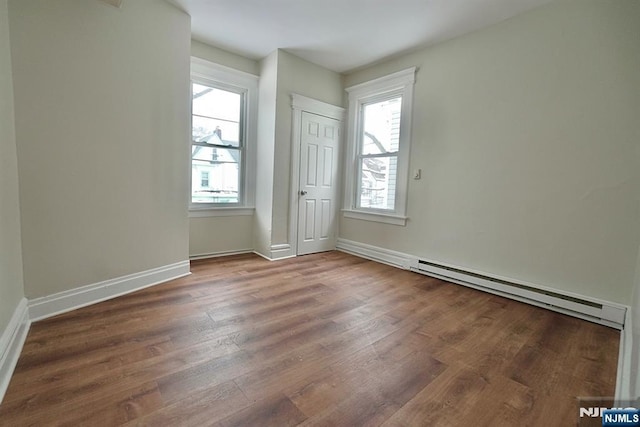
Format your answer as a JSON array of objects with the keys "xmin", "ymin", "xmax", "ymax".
[{"xmin": 411, "ymin": 259, "xmax": 626, "ymax": 329}]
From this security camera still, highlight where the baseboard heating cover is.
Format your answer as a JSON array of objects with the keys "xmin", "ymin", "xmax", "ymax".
[{"xmin": 411, "ymin": 259, "xmax": 626, "ymax": 329}]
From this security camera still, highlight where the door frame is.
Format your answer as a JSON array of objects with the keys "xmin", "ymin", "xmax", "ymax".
[{"xmin": 289, "ymin": 93, "xmax": 345, "ymax": 256}]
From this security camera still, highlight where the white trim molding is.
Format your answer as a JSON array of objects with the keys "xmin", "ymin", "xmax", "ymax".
[
  {"xmin": 28, "ymin": 261, "xmax": 191, "ymax": 322},
  {"xmin": 191, "ymin": 57, "xmax": 259, "ymax": 81},
  {"xmin": 0, "ymin": 298, "xmax": 30, "ymax": 403},
  {"xmin": 336, "ymin": 238, "xmax": 627, "ymax": 329},
  {"xmin": 190, "ymin": 249, "xmax": 253, "ymax": 261},
  {"xmin": 269, "ymin": 244, "xmax": 295, "ymax": 260},
  {"xmin": 251, "ymin": 244, "xmax": 298, "ymax": 262},
  {"xmin": 253, "ymin": 249, "xmax": 294, "ymax": 262},
  {"xmin": 337, "ymin": 238, "xmax": 412, "ymax": 269},
  {"xmin": 189, "ymin": 207, "xmax": 255, "ymax": 218},
  {"xmin": 291, "ymin": 93, "xmax": 345, "ymax": 120},
  {"xmin": 345, "ymin": 67, "xmax": 417, "ymax": 96},
  {"xmin": 342, "ymin": 209, "xmax": 407, "ymax": 226}
]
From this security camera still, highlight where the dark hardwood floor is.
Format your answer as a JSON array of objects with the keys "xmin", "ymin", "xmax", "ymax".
[{"xmin": 0, "ymin": 251, "xmax": 619, "ymax": 426}]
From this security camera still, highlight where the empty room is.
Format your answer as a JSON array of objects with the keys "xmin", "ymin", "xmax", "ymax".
[{"xmin": 0, "ymin": 0, "xmax": 639, "ymax": 425}]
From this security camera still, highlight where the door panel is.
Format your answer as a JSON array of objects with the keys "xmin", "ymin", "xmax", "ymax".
[
  {"xmin": 304, "ymin": 199, "xmax": 316, "ymax": 241},
  {"xmin": 322, "ymin": 146, "xmax": 333, "ymax": 187},
  {"xmin": 306, "ymin": 143, "xmax": 318, "ymax": 186},
  {"xmin": 297, "ymin": 112, "xmax": 341, "ymax": 255},
  {"xmin": 320, "ymin": 199, "xmax": 331, "ymax": 240}
]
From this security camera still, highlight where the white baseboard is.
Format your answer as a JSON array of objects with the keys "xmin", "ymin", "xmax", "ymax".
[
  {"xmin": 0, "ymin": 298, "xmax": 30, "ymax": 404},
  {"xmin": 270, "ymin": 244, "xmax": 295, "ymax": 260},
  {"xmin": 252, "ymin": 250, "xmax": 273, "ymax": 261},
  {"xmin": 190, "ymin": 249, "xmax": 253, "ymax": 261},
  {"xmin": 253, "ymin": 244, "xmax": 296, "ymax": 262},
  {"xmin": 336, "ymin": 238, "xmax": 412, "ymax": 269},
  {"xmin": 28, "ymin": 260, "xmax": 191, "ymax": 322}
]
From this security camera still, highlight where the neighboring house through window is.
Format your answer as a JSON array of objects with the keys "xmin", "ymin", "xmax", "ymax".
[
  {"xmin": 343, "ymin": 67, "xmax": 416, "ymax": 226},
  {"xmin": 190, "ymin": 57, "xmax": 257, "ymax": 216},
  {"xmin": 191, "ymin": 83, "xmax": 242, "ymax": 204}
]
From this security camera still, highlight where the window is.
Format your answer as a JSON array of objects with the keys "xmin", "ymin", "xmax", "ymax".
[
  {"xmin": 191, "ymin": 83, "xmax": 243, "ymax": 204},
  {"xmin": 190, "ymin": 57, "xmax": 257, "ymax": 215},
  {"xmin": 200, "ymin": 171, "xmax": 209, "ymax": 188},
  {"xmin": 344, "ymin": 67, "xmax": 416, "ymax": 226},
  {"xmin": 358, "ymin": 96, "xmax": 401, "ymax": 210}
]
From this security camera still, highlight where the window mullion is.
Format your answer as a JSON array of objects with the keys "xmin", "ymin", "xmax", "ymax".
[
  {"xmin": 358, "ymin": 152, "xmax": 398, "ymax": 159},
  {"xmin": 192, "ymin": 141, "xmax": 241, "ymax": 149}
]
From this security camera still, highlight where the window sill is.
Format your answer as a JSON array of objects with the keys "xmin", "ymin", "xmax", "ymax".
[
  {"xmin": 189, "ymin": 207, "xmax": 255, "ymax": 218},
  {"xmin": 342, "ymin": 209, "xmax": 407, "ymax": 226}
]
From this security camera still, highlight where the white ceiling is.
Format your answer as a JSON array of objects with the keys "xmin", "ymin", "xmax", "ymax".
[{"xmin": 170, "ymin": 0, "xmax": 553, "ymax": 73}]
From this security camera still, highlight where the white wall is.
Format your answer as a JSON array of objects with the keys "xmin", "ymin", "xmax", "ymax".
[
  {"xmin": 9, "ymin": 0, "xmax": 191, "ymax": 298},
  {"xmin": 189, "ymin": 40, "xmax": 258, "ymax": 258},
  {"xmin": 341, "ymin": 0, "xmax": 640, "ymax": 304},
  {"xmin": 0, "ymin": 0, "xmax": 24, "ymax": 333}
]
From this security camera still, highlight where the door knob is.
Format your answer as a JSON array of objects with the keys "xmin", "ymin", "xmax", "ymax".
[{"xmin": 300, "ymin": 190, "xmax": 308, "ymax": 196}]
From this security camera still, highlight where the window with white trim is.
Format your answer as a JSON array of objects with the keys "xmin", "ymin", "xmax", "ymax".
[
  {"xmin": 343, "ymin": 67, "xmax": 416, "ymax": 226},
  {"xmin": 190, "ymin": 57, "xmax": 257, "ymax": 215}
]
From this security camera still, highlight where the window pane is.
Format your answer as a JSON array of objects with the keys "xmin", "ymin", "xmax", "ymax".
[
  {"xmin": 361, "ymin": 97, "xmax": 402, "ymax": 155},
  {"xmin": 193, "ymin": 84, "xmax": 241, "ymax": 121},
  {"xmin": 358, "ymin": 155, "xmax": 397, "ymax": 210},
  {"xmin": 192, "ymin": 146, "xmax": 240, "ymax": 204},
  {"xmin": 192, "ymin": 83, "xmax": 242, "ymax": 147},
  {"xmin": 192, "ymin": 115, "xmax": 240, "ymax": 147}
]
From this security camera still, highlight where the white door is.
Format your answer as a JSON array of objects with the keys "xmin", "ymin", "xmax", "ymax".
[{"xmin": 297, "ymin": 112, "xmax": 341, "ymax": 255}]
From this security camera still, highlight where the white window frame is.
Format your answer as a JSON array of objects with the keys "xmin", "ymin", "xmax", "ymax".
[
  {"xmin": 189, "ymin": 57, "xmax": 258, "ymax": 218},
  {"xmin": 343, "ymin": 67, "xmax": 416, "ymax": 226}
]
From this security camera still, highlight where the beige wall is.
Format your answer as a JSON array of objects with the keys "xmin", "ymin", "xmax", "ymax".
[
  {"xmin": 191, "ymin": 39, "xmax": 259, "ymax": 76},
  {"xmin": 631, "ymin": 248, "xmax": 640, "ymax": 397},
  {"xmin": 253, "ymin": 51, "xmax": 279, "ymax": 257},
  {"xmin": 188, "ymin": 40, "xmax": 258, "ymax": 258},
  {"xmin": 270, "ymin": 50, "xmax": 343, "ymax": 248},
  {"xmin": 9, "ymin": 0, "xmax": 191, "ymax": 298},
  {"xmin": 0, "ymin": 0, "xmax": 24, "ymax": 331},
  {"xmin": 341, "ymin": 0, "xmax": 640, "ymax": 303},
  {"xmin": 189, "ymin": 216, "xmax": 253, "ymax": 257},
  {"xmin": 253, "ymin": 49, "xmax": 343, "ymax": 257}
]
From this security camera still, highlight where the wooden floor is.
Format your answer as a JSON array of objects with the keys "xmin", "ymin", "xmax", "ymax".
[{"xmin": 0, "ymin": 251, "xmax": 619, "ymax": 426}]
